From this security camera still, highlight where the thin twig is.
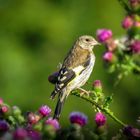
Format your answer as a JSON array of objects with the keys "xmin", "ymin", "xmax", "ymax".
[{"xmin": 71, "ymin": 90, "xmax": 126, "ymax": 127}]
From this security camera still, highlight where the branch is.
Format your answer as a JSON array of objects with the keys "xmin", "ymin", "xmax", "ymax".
[{"xmin": 71, "ymin": 90, "xmax": 126, "ymax": 127}]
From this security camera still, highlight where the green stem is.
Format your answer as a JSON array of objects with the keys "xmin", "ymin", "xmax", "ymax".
[{"xmin": 71, "ymin": 91, "xmax": 126, "ymax": 127}]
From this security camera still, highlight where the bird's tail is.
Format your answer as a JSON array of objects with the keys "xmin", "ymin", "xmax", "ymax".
[
  {"xmin": 53, "ymin": 89, "xmax": 68, "ymax": 119},
  {"xmin": 53, "ymin": 98, "xmax": 65, "ymax": 119}
]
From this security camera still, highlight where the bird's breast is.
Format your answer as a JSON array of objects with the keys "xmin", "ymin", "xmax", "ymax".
[{"xmin": 68, "ymin": 54, "xmax": 95, "ymax": 90}]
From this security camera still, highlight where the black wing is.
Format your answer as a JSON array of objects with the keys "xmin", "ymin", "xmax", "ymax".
[{"xmin": 50, "ymin": 67, "xmax": 76, "ymax": 99}]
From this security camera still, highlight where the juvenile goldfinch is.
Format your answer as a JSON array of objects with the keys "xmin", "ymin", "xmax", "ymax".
[{"xmin": 51, "ymin": 35, "xmax": 99, "ymax": 119}]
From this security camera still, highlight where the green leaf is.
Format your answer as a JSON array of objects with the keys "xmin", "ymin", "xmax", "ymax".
[{"xmin": 103, "ymin": 95, "xmax": 113, "ymax": 109}]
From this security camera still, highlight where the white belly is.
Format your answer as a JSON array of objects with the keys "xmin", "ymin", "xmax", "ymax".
[{"xmin": 69, "ymin": 54, "xmax": 95, "ymax": 90}]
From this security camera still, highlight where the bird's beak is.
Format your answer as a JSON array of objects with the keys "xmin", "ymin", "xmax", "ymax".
[
  {"xmin": 95, "ymin": 41, "xmax": 101, "ymax": 46},
  {"xmin": 92, "ymin": 40, "xmax": 100, "ymax": 46}
]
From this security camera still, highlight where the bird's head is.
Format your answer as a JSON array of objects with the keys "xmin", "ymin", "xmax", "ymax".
[{"xmin": 78, "ymin": 35, "xmax": 100, "ymax": 51}]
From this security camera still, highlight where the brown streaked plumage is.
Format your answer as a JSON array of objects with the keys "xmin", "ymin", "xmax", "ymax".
[{"xmin": 64, "ymin": 44, "xmax": 91, "ymax": 68}]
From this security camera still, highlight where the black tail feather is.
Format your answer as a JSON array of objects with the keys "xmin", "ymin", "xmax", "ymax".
[
  {"xmin": 53, "ymin": 98, "xmax": 65, "ymax": 119},
  {"xmin": 50, "ymin": 91, "xmax": 58, "ymax": 99}
]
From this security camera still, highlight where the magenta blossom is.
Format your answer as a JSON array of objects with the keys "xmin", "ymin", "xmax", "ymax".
[
  {"xmin": 69, "ymin": 112, "xmax": 88, "ymax": 127},
  {"xmin": 1, "ymin": 106, "xmax": 9, "ymax": 113},
  {"xmin": 27, "ymin": 130, "xmax": 41, "ymax": 140},
  {"xmin": 39, "ymin": 105, "xmax": 51, "ymax": 117},
  {"xmin": 103, "ymin": 51, "xmax": 113, "ymax": 62},
  {"xmin": 96, "ymin": 29, "xmax": 112, "ymax": 43},
  {"xmin": 93, "ymin": 80, "xmax": 102, "ymax": 92},
  {"xmin": 45, "ymin": 117, "xmax": 60, "ymax": 130},
  {"xmin": 95, "ymin": 112, "xmax": 106, "ymax": 127},
  {"xmin": 130, "ymin": 40, "xmax": 140, "ymax": 54},
  {"xmin": 13, "ymin": 128, "xmax": 28, "ymax": 140},
  {"xmin": 27, "ymin": 112, "xmax": 39, "ymax": 124},
  {"xmin": 122, "ymin": 16, "xmax": 134, "ymax": 29}
]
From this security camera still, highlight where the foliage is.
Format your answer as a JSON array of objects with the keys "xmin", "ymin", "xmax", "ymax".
[
  {"xmin": 97, "ymin": 0, "xmax": 140, "ymax": 84},
  {"xmin": 0, "ymin": 0, "xmax": 140, "ymax": 139},
  {"xmin": 0, "ymin": 78, "xmax": 140, "ymax": 139}
]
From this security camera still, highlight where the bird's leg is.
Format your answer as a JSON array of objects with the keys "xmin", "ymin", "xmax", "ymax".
[{"xmin": 77, "ymin": 87, "xmax": 90, "ymax": 97}]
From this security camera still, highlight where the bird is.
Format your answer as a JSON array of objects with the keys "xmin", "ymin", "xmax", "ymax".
[{"xmin": 50, "ymin": 35, "xmax": 100, "ymax": 119}]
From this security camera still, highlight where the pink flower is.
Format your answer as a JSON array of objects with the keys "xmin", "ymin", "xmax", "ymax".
[
  {"xmin": 27, "ymin": 112, "xmax": 40, "ymax": 124},
  {"xmin": 105, "ymin": 38, "xmax": 117, "ymax": 51},
  {"xmin": 45, "ymin": 117, "xmax": 60, "ymax": 130},
  {"xmin": 13, "ymin": 128, "xmax": 28, "ymax": 140},
  {"xmin": 103, "ymin": 51, "xmax": 113, "ymax": 62},
  {"xmin": 39, "ymin": 105, "xmax": 51, "ymax": 117},
  {"xmin": 69, "ymin": 112, "xmax": 88, "ymax": 127},
  {"xmin": 130, "ymin": 40, "xmax": 140, "ymax": 54},
  {"xmin": 93, "ymin": 80, "xmax": 102, "ymax": 92},
  {"xmin": 1, "ymin": 106, "xmax": 9, "ymax": 113},
  {"xmin": 122, "ymin": 16, "xmax": 134, "ymax": 29},
  {"xmin": 95, "ymin": 112, "xmax": 106, "ymax": 127},
  {"xmin": 96, "ymin": 29, "xmax": 112, "ymax": 43},
  {"xmin": 27, "ymin": 130, "xmax": 41, "ymax": 140},
  {"xmin": 13, "ymin": 106, "xmax": 21, "ymax": 116}
]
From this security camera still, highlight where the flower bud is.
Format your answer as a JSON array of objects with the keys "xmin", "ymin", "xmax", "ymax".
[
  {"xmin": 105, "ymin": 38, "xmax": 117, "ymax": 51},
  {"xmin": 130, "ymin": 40, "xmax": 140, "ymax": 54},
  {"xmin": 96, "ymin": 29, "xmax": 112, "ymax": 43},
  {"xmin": 68, "ymin": 123, "xmax": 84, "ymax": 140},
  {"xmin": 12, "ymin": 106, "xmax": 22, "ymax": 117},
  {"xmin": 1, "ymin": 105, "xmax": 11, "ymax": 117},
  {"xmin": 33, "ymin": 122, "xmax": 42, "ymax": 131},
  {"xmin": 17, "ymin": 115, "xmax": 25, "ymax": 124},
  {"xmin": 96, "ymin": 125, "xmax": 107, "ymax": 135},
  {"xmin": 122, "ymin": 16, "xmax": 134, "ymax": 29},
  {"xmin": 44, "ymin": 118, "xmax": 59, "ymax": 138},
  {"xmin": 69, "ymin": 112, "xmax": 88, "ymax": 127},
  {"xmin": 43, "ymin": 125, "xmax": 56, "ymax": 138},
  {"xmin": 95, "ymin": 112, "xmax": 106, "ymax": 127},
  {"xmin": 45, "ymin": 117, "xmax": 60, "ymax": 130},
  {"xmin": 13, "ymin": 128, "xmax": 28, "ymax": 140},
  {"xmin": 103, "ymin": 51, "xmax": 116, "ymax": 63},
  {"xmin": 39, "ymin": 105, "xmax": 51, "ymax": 117},
  {"xmin": 1, "ymin": 106, "xmax": 9, "ymax": 113},
  {"xmin": 27, "ymin": 112, "xmax": 40, "ymax": 125},
  {"xmin": 93, "ymin": 80, "xmax": 102, "ymax": 92},
  {"xmin": 27, "ymin": 130, "xmax": 41, "ymax": 140}
]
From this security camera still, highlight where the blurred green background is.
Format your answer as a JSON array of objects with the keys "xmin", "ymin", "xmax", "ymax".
[{"xmin": 0, "ymin": 0, "xmax": 140, "ymax": 136}]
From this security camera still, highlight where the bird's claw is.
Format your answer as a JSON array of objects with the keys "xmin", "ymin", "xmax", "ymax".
[
  {"xmin": 77, "ymin": 88, "xmax": 90, "ymax": 97},
  {"xmin": 80, "ymin": 91, "xmax": 90, "ymax": 97}
]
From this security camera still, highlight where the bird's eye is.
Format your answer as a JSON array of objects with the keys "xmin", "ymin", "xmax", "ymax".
[{"xmin": 85, "ymin": 38, "xmax": 90, "ymax": 42}]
